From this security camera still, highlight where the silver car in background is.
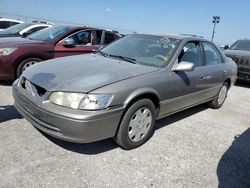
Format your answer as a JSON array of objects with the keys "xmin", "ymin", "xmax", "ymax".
[{"xmin": 12, "ymin": 34, "xmax": 237, "ymax": 149}]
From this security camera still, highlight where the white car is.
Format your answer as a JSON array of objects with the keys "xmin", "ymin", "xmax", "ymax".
[
  {"xmin": 0, "ymin": 22, "xmax": 53, "ymax": 37},
  {"xmin": 0, "ymin": 18, "xmax": 24, "ymax": 31}
]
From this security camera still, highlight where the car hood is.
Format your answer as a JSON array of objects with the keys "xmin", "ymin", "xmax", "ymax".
[
  {"xmin": 224, "ymin": 49, "xmax": 250, "ymax": 58},
  {"xmin": 0, "ymin": 37, "xmax": 44, "ymax": 47},
  {"xmin": 23, "ymin": 54, "xmax": 159, "ymax": 93}
]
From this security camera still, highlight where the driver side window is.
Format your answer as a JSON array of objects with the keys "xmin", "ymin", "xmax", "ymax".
[
  {"xmin": 179, "ymin": 42, "xmax": 203, "ymax": 67},
  {"xmin": 67, "ymin": 31, "xmax": 92, "ymax": 46}
]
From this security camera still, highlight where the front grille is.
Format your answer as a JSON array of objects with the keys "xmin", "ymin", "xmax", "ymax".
[
  {"xmin": 32, "ymin": 83, "xmax": 47, "ymax": 96},
  {"xmin": 231, "ymin": 56, "xmax": 250, "ymax": 66},
  {"xmin": 20, "ymin": 77, "xmax": 47, "ymax": 97}
]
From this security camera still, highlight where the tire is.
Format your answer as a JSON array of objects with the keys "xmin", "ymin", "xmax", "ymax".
[
  {"xmin": 16, "ymin": 58, "xmax": 42, "ymax": 78},
  {"xmin": 208, "ymin": 82, "xmax": 229, "ymax": 109},
  {"xmin": 114, "ymin": 99, "xmax": 156, "ymax": 150}
]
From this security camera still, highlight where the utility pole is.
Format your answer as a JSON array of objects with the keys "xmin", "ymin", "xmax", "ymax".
[{"xmin": 211, "ymin": 16, "xmax": 220, "ymax": 42}]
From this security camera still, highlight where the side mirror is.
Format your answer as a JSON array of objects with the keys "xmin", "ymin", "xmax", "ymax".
[
  {"xmin": 21, "ymin": 32, "xmax": 29, "ymax": 38},
  {"xmin": 62, "ymin": 38, "xmax": 75, "ymax": 47},
  {"xmin": 224, "ymin": 45, "xmax": 229, "ymax": 50},
  {"xmin": 173, "ymin": 61, "xmax": 195, "ymax": 72}
]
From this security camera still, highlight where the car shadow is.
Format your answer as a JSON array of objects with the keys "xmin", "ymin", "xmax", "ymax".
[
  {"xmin": 235, "ymin": 80, "xmax": 250, "ymax": 88},
  {"xmin": 155, "ymin": 104, "xmax": 208, "ymax": 130},
  {"xmin": 176, "ymin": 72, "xmax": 191, "ymax": 86},
  {"xmin": 43, "ymin": 104, "xmax": 208, "ymax": 155},
  {"xmin": 217, "ymin": 128, "xmax": 250, "ymax": 188},
  {"xmin": 0, "ymin": 80, "xmax": 13, "ymax": 86},
  {"xmin": 0, "ymin": 105, "xmax": 23, "ymax": 123},
  {"xmin": 40, "ymin": 131, "xmax": 118, "ymax": 155}
]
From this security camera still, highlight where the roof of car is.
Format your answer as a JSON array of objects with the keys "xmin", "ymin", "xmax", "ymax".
[
  {"xmin": 53, "ymin": 25, "xmax": 121, "ymax": 34},
  {"xmin": 43, "ymin": 25, "xmax": 84, "ymax": 30},
  {"xmin": 130, "ymin": 33, "xmax": 208, "ymax": 41},
  {"xmin": 0, "ymin": 18, "xmax": 24, "ymax": 23},
  {"xmin": 238, "ymin": 38, "xmax": 250, "ymax": 41},
  {"xmin": 15, "ymin": 23, "xmax": 40, "ymax": 27},
  {"xmin": 29, "ymin": 23, "xmax": 53, "ymax": 27}
]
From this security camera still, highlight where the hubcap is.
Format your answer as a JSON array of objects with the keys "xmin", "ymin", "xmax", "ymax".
[
  {"xmin": 128, "ymin": 107, "xmax": 152, "ymax": 142},
  {"xmin": 218, "ymin": 85, "xmax": 227, "ymax": 105},
  {"xmin": 22, "ymin": 61, "xmax": 38, "ymax": 73}
]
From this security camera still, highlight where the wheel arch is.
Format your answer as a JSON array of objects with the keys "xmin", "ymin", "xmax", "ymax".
[
  {"xmin": 114, "ymin": 88, "xmax": 160, "ymax": 140},
  {"xmin": 223, "ymin": 77, "xmax": 232, "ymax": 89},
  {"xmin": 124, "ymin": 88, "xmax": 160, "ymax": 113},
  {"xmin": 15, "ymin": 55, "xmax": 45, "ymax": 78}
]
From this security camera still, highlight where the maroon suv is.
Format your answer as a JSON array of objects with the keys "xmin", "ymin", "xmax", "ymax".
[{"xmin": 0, "ymin": 25, "xmax": 121, "ymax": 80}]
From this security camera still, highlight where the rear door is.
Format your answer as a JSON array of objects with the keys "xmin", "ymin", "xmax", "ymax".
[
  {"xmin": 162, "ymin": 41, "xmax": 210, "ymax": 114},
  {"xmin": 201, "ymin": 42, "xmax": 226, "ymax": 98},
  {"xmin": 54, "ymin": 30, "xmax": 102, "ymax": 58}
]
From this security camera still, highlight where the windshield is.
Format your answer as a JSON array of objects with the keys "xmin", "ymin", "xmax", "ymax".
[
  {"xmin": 0, "ymin": 23, "xmax": 32, "ymax": 34},
  {"xmin": 100, "ymin": 34, "xmax": 181, "ymax": 68},
  {"xmin": 230, "ymin": 40, "xmax": 250, "ymax": 51},
  {"xmin": 28, "ymin": 26, "xmax": 70, "ymax": 41}
]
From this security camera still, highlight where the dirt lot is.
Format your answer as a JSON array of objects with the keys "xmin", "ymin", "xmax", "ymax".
[{"xmin": 0, "ymin": 81, "xmax": 249, "ymax": 188}]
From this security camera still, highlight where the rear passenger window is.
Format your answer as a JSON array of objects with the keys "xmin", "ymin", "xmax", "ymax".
[
  {"xmin": 179, "ymin": 42, "xmax": 203, "ymax": 67},
  {"xmin": 104, "ymin": 33, "xmax": 115, "ymax": 44},
  {"xmin": 95, "ymin": 30, "xmax": 103, "ymax": 45},
  {"xmin": 0, "ymin": 21, "xmax": 10, "ymax": 29},
  {"xmin": 203, "ymin": 42, "xmax": 222, "ymax": 65},
  {"xmin": 10, "ymin": 21, "xmax": 20, "ymax": 27}
]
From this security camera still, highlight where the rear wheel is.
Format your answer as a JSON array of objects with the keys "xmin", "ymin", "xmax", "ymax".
[
  {"xmin": 16, "ymin": 58, "xmax": 42, "ymax": 78},
  {"xmin": 208, "ymin": 82, "xmax": 228, "ymax": 109},
  {"xmin": 114, "ymin": 99, "xmax": 156, "ymax": 150}
]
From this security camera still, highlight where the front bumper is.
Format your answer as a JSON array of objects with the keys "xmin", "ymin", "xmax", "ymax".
[
  {"xmin": 13, "ymin": 83, "xmax": 124, "ymax": 143},
  {"xmin": 0, "ymin": 56, "xmax": 15, "ymax": 80},
  {"xmin": 237, "ymin": 69, "xmax": 250, "ymax": 83}
]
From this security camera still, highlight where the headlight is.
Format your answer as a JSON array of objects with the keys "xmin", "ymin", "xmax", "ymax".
[
  {"xmin": 79, "ymin": 94, "xmax": 113, "ymax": 110},
  {"xmin": 0, "ymin": 48, "xmax": 17, "ymax": 56},
  {"xmin": 49, "ymin": 92, "xmax": 113, "ymax": 110}
]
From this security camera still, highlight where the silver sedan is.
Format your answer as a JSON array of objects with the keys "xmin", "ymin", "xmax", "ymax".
[{"xmin": 12, "ymin": 34, "xmax": 237, "ymax": 149}]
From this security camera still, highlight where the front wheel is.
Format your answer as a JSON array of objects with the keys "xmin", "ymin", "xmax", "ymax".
[
  {"xmin": 16, "ymin": 58, "xmax": 42, "ymax": 78},
  {"xmin": 208, "ymin": 82, "xmax": 228, "ymax": 109},
  {"xmin": 114, "ymin": 99, "xmax": 156, "ymax": 150}
]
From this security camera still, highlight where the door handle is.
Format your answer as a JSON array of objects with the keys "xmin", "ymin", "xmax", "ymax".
[
  {"xmin": 223, "ymin": 70, "xmax": 227, "ymax": 75},
  {"xmin": 200, "ymin": 76, "xmax": 211, "ymax": 80}
]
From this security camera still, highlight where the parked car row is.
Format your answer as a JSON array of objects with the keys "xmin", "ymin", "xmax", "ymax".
[
  {"xmin": 0, "ymin": 22, "xmax": 53, "ymax": 38},
  {"xmin": 0, "ymin": 17, "xmax": 240, "ymax": 149}
]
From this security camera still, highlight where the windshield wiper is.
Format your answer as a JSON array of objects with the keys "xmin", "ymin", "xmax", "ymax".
[
  {"xmin": 109, "ymin": 54, "xmax": 137, "ymax": 64},
  {"xmin": 95, "ymin": 51, "xmax": 109, "ymax": 57}
]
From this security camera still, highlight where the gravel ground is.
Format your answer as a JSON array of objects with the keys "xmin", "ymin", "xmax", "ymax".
[{"xmin": 0, "ymin": 81, "xmax": 249, "ymax": 188}]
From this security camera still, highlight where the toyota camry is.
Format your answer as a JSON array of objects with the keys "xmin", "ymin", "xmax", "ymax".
[{"xmin": 13, "ymin": 34, "xmax": 237, "ymax": 149}]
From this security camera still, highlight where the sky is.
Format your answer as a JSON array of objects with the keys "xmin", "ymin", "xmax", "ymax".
[{"xmin": 0, "ymin": 0, "xmax": 250, "ymax": 44}]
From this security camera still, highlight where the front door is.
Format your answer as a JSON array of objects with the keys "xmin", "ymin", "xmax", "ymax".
[
  {"xmin": 162, "ymin": 41, "xmax": 210, "ymax": 114},
  {"xmin": 53, "ymin": 30, "xmax": 102, "ymax": 58}
]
